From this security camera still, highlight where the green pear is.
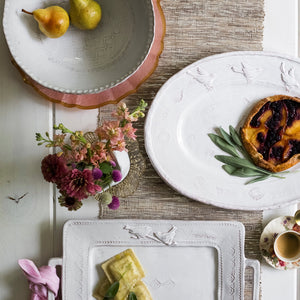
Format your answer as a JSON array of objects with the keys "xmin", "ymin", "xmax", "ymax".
[
  {"xmin": 69, "ymin": 0, "xmax": 102, "ymax": 30},
  {"xmin": 22, "ymin": 6, "xmax": 70, "ymax": 38}
]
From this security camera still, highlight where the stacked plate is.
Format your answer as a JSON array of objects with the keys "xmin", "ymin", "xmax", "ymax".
[{"xmin": 3, "ymin": 0, "xmax": 165, "ymax": 108}]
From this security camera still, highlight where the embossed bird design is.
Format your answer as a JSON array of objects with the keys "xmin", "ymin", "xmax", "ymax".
[
  {"xmin": 231, "ymin": 62, "xmax": 262, "ymax": 83},
  {"xmin": 280, "ymin": 62, "xmax": 299, "ymax": 91},
  {"xmin": 187, "ymin": 66, "xmax": 216, "ymax": 90}
]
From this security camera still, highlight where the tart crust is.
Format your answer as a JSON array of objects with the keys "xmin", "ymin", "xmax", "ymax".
[{"xmin": 241, "ymin": 95, "xmax": 300, "ymax": 173}]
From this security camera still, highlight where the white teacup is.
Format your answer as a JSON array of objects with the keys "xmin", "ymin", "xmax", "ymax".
[{"xmin": 274, "ymin": 230, "xmax": 300, "ymax": 262}]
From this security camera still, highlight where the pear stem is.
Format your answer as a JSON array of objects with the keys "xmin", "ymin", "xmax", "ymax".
[{"xmin": 22, "ymin": 9, "xmax": 33, "ymax": 15}]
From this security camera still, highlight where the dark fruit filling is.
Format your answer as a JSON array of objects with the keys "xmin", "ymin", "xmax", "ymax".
[{"xmin": 250, "ymin": 99, "xmax": 300, "ymax": 162}]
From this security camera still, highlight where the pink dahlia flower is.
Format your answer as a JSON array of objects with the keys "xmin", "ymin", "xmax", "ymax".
[
  {"xmin": 41, "ymin": 154, "xmax": 68, "ymax": 184},
  {"xmin": 61, "ymin": 169, "xmax": 102, "ymax": 200}
]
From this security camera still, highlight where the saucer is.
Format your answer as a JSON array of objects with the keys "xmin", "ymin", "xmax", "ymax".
[{"xmin": 260, "ymin": 216, "xmax": 300, "ymax": 270}]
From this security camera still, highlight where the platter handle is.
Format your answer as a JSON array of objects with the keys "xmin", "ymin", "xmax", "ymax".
[
  {"xmin": 245, "ymin": 258, "xmax": 260, "ymax": 300},
  {"xmin": 48, "ymin": 257, "xmax": 63, "ymax": 300}
]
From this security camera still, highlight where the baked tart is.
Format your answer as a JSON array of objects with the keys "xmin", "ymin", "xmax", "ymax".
[{"xmin": 241, "ymin": 95, "xmax": 300, "ymax": 172}]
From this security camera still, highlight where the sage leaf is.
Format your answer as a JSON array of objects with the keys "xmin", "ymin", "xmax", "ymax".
[
  {"xmin": 215, "ymin": 155, "xmax": 257, "ymax": 170},
  {"xmin": 215, "ymin": 155, "xmax": 271, "ymax": 175},
  {"xmin": 229, "ymin": 125, "xmax": 243, "ymax": 147},
  {"xmin": 104, "ymin": 281, "xmax": 120, "ymax": 299},
  {"xmin": 222, "ymin": 164, "xmax": 238, "ymax": 175},
  {"xmin": 219, "ymin": 127, "xmax": 236, "ymax": 147},
  {"xmin": 245, "ymin": 175, "xmax": 271, "ymax": 185},
  {"xmin": 208, "ymin": 134, "xmax": 239, "ymax": 157},
  {"xmin": 128, "ymin": 292, "xmax": 137, "ymax": 300},
  {"xmin": 231, "ymin": 168, "xmax": 265, "ymax": 178}
]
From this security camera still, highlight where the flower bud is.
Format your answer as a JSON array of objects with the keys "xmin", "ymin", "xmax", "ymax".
[{"xmin": 101, "ymin": 192, "xmax": 112, "ymax": 205}]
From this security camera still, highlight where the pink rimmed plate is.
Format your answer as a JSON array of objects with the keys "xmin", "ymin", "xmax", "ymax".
[{"xmin": 10, "ymin": 0, "xmax": 165, "ymax": 109}]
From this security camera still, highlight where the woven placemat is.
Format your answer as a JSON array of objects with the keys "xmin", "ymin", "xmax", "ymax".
[{"xmin": 98, "ymin": 0, "xmax": 264, "ymax": 298}]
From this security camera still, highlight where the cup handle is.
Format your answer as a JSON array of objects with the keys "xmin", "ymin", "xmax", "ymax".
[
  {"xmin": 245, "ymin": 258, "xmax": 260, "ymax": 300},
  {"xmin": 48, "ymin": 257, "xmax": 63, "ymax": 300}
]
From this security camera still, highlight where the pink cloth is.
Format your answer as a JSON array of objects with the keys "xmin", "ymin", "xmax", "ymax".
[{"xmin": 18, "ymin": 259, "xmax": 59, "ymax": 300}]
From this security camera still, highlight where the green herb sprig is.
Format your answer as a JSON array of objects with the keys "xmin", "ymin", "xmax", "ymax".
[
  {"xmin": 103, "ymin": 281, "xmax": 120, "ymax": 300},
  {"xmin": 208, "ymin": 126, "xmax": 287, "ymax": 184},
  {"xmin": 103, "ymin": 281, "xmax": 137, "ymax": 300}
]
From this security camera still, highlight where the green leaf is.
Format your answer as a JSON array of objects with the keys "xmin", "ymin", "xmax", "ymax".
[
  {"xmin": 99, "ymin": 162, "xmax": 113, "ymax": 174},
  {"xmin": 104, "ymin": 281, "xmax": 120, "ymax": 299},
  {"xmin": 128, "ymin": 292, "xmax": 137, "ymax": 300},
  {"xmin": 222, "ymin": 164, "xmax": 238, "ymax": 175},
  {"xmin": 219, "ymin": 127, "xmax": 236, "ymax": 147},
  {"xmin": 208, "ymin": 134, "xmax": 239, "ymax": 157},
  {"xmin": 229, "ymin": 125, "xmax": 243, "ymax": 147},
  {"xmin": 231, "ymin": 168, "xmax": 266, "ymax": 178},
  {"xmin": 215, "ymin": 155, "xmax": 271, "ymax": 175},
  {"xmin": 245, "ymin": 175, "xmax": 271, "ymax": 185}
]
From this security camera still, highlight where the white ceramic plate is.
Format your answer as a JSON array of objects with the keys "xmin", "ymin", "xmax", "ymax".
[
  {"xmin": 48, "ymin": 220, "xmax": 259, "ymax": 300},
  {"xmin": 145, "ymin": 51, "xmax": 300, "ymax": 211},
  {"xmin": 3, "ymin": 0, "xmax": 154, "ymax": 94}
]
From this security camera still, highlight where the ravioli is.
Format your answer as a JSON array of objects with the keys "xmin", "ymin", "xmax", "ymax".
[
  {"xmin": 131, "ymin": 281, "xmax": 153, "ymax": 300},
  {"xmin": 92, "ymin": 276, "xmax": 110, "ymax": 300},
  {"xmin": 101, "ymin": 248, "xmax": 145, "ymax": 284},
  {"xmin": 93, "ymin": 249, "xmax": 152, "ymax": 300}
]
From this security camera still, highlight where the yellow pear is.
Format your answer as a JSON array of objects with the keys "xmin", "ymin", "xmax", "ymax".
[
  {"xmin": 69, "ymin": 0, "xmax": 102, "ymax": 30},
  {"xmin": 22, "ymin": 6, "xmax": 70, "ymax": 38}
]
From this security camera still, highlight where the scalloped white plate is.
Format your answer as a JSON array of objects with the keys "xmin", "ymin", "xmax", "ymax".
[
  {"xmin": 145, "ymin": 51, "xmax": 300, "ymax": 211},
  {"xmin": 48, "ymin": 220, "xmax": 259, "ymax": 300},
  {"xmin": 3, "ymin": 0, "xmax": 154, "ymax": 94}
]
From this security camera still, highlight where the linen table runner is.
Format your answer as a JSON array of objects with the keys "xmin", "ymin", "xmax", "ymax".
[{"xmin": 99, "ymin": 0, "xmax": 264, "ymax": 298}]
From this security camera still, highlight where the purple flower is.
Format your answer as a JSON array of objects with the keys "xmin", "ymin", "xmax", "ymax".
[
  {"xmin": 108, "ymin": 196, "xmax": 120, "ymax": 210},
  {"xmin": 92, "ymin": 167, "xmax": 103, "ymax": 180},
  {"xmin": 110, "ymin": 160, "xmax": 116, "ymax": 167},
  {"xmin": 112, "ymin": 169, "xmax": 122, "ymax": 182},
  {"xmin": 41, "ymin": 154, "xmax": 68, "ymax": 184}
]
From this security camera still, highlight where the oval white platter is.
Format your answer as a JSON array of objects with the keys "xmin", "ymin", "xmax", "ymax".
[
  {"xmin": 48, "ymin": 220, "xmax": 259, "ymax": 300},
  {"xmin": 3, "ymin": 0, "xmax": 154, "ymax": 94},
  {"xmin": 145, "ymin": 51, "xmax": 300, "ymax": 211}
]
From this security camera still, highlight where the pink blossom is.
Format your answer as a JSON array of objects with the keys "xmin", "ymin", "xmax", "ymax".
[
  {"xmin": 111, "ymin": 102, "xmax": 130, "ymax": 120},
  {"xmin": 72, "ymin": 147, "xmax": 88, "ymax": 162},
  {"xmin": 61, "ymin": 169, "xmax": 102, "ymax": 200},
  {"xmin": 111, "ymin": 139, "xmax": 126, "ymax": 152},
  {"xmin": 41, "ymin": 154, "xmax": 68, "ymax": 184},
  {"xmin": 279, "ymin": 260, "xmax": 286, "ymax": 267},
  {"xmin": 99, "ymin": 121, "xmax": 123, "ymax": 141},
  {"xmin": 53, "ymin": 134, "xmax": 66, "ymax": 147},
  {"xmin": 90, "ymin": 142, "xmax": 108, "ymax": 164},
  {"xmin": 122, "ymin": 123, "xmax": 137, "ymax": 140}
]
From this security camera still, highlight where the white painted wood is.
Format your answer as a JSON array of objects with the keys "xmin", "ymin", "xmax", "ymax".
[
  {"xmin": 262, "ymin": 0, "xmax": 298, "ymax": 299},
  {"xmin": 0, "ymin": 6, "xmax": 53, "ymax": 299},
  {"xmin": 52, "ymin": 105, "xmax": 99, "ymax": 256}
]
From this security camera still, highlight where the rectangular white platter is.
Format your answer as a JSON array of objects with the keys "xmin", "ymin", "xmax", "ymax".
[{"xmin": 51, "ymin": 220, "xmax": 259, "ymax": 300}]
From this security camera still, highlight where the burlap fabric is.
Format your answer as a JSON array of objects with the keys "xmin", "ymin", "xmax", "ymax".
[{"xmin": 98, "ymin": 0, "xmax": 264, "ymax": 298}]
